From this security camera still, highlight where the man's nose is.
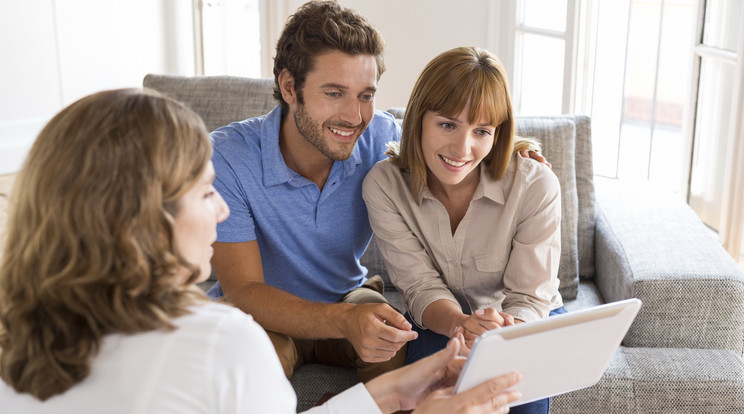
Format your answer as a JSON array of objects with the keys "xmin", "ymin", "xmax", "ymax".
[{"xmin": 339, "ymin": 98, "xmax": 362, "ymax": 126}]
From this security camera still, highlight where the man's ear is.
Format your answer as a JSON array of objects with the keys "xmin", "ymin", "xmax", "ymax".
[{"xmin": 278, "ymin": 69, "xmax": 297, "ymax": 105}]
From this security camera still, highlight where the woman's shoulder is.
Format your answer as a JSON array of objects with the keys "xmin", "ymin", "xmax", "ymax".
[
  {"xmin": 510, "ymin": 154, "xmax": 561, "ymax": 193},
  {"xmin": 363, "ymin": 158, "xmax": 416, "ymax": 205},
  {"xmin": 364, "ymin": 158, "xmax": 406, "ymax": 188},
  {"xmin": 177, "ymin": 301, "xmax": 260, "ymax": 335}
]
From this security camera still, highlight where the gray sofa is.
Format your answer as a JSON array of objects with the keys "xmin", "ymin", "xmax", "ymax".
[{"xmin": 144, "ymin": 74, "xmax": 744, "ymax": 413}]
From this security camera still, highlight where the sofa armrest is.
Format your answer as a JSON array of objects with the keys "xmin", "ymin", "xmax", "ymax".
[{"xmin": 593, "ymin": 178, "xmax": 744, "ymax": 356}]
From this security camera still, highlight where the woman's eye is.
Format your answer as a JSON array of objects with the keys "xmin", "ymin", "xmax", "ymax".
[
  {"xmin": 439, "ymin": 122, "xmax": 455, "ymax": 130},
  {"xmin": 476, "ymin": 129, "xmax": 493, "ymax": 137}
]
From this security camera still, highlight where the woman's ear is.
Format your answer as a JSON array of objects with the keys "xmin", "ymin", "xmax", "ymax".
[{"xmin": 278, "ymin": 69, "xmax": 298, "ymax": 105}]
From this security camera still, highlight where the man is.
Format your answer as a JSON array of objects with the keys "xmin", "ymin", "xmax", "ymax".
[
  {"xmin": 208, "ymin": 0, "xmax": 546, "ymax": 381},
  {"xmin": 209, "ymin": 1, "xmax": 414, "ymax": 381}
]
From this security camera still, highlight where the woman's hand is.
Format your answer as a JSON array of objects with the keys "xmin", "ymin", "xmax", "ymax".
[
  {"xmin": 364, "ymin": 334, "xmax": 522, "ymax": 413},
  {"xmin": 453, "ymin": 308, "xmax": 515, "ymax": 347},
  {"xmin": 413, "ymin": 374, "xmax": 521, "ymax": 414}
]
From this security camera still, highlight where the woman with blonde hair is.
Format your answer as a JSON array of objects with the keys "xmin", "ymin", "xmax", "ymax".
[
  {"xmin": 363, "ymin": 46, "xmax": 566, "ymax": 414},
  {"xmin": 0, "ymin": 88, "xmax": 522, "ymax": 413}
]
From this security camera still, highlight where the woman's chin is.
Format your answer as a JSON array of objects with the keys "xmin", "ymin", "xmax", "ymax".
[{"xmin": 195, "ymin": 264, "xmax": 212, "ymax": 284}]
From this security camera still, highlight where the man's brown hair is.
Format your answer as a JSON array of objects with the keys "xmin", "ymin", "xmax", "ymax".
[{"xmin": 272, "ymin": 1, "xmax": 386, "ymax": 112}]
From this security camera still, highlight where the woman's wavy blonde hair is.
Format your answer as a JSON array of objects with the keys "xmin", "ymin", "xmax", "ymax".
[
  {"xmin": 0, "ymin": 88, "xmax": 211, "ymax": 400},
  {"xmin": 387, "ymin": 46, "xmax": 539, "ymax": 198}
]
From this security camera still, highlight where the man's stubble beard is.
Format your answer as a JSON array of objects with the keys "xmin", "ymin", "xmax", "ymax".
[{"xmin": 293, "ymin": 102, "xmax": 365, "ymax": 161}]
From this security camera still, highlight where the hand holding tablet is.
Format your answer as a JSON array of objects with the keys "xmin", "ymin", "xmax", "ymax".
[{"xmin": 455, "ymin": 299, "xmax": 642, "ymax": 407}]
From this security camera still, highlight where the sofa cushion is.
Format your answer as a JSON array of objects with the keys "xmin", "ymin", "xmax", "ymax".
[
  {"xmin": 143, "ymin": 74, "xmax": 275, "ymax": 131},
  {"xmin": 517, "ymin": 115, "xmax": 597, "ymax": 280},
  {"xmin": 552, "ymin": 346, "xmax": 744, "ymax": 413},
  {"xmin": 572, "ymin": 115, "xmax": 596, "ymax": 278},
  {"xmin": 516, "ymin": 116, "xmax": 580, "ymax": 299}
]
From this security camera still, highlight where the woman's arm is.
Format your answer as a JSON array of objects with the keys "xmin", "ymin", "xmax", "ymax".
[
  {"xmin": 501, "ymin": 162, "xmax": 563, "ymax": 322},
  {"xmin": 421, "ymin": 300, "xmax": 514, "ymax": 345}
]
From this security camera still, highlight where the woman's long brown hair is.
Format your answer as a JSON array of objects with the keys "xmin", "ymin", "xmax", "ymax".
[{"xmin": 0, "ymin": 88, "xmax": 211, "ymax": 400}]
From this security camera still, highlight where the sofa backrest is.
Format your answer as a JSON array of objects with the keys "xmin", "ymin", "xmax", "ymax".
[
  {"xmin": 143, "ymin": 74, "xmax": 596, "ymax": 300},
  {"xmin": 143, "ymin": 74, "xmax": 275, "ymax": 132}
]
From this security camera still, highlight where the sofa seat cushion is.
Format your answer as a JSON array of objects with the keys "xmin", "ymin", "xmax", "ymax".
[
  {"xmin": 290, "ymin": 364, "xmax": 357, "ymax": 412},
  {"xmin": 552, "ymin": 347, "xmax": 744, "ymax": 413}
]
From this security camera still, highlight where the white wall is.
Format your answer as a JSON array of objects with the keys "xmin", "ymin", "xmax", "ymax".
[
  {"xmin": 0, "ymin": 0, "xmax": 500, "ymax": 175},
  {"xmin": 1, "ymin": 0, "xmax": 61, "ymax": 174},
  {"xmin": 279, "ymin": 0, "xmax": 503, "ymax": 111},
  {"xmin": 0, "ymin": 0, "xmax": 195, "ymax": 175}
]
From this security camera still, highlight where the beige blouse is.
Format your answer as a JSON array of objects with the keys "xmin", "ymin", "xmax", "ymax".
[{"xmin": 362, "ymin": 155, "xmax": 563, "ymax": 327}]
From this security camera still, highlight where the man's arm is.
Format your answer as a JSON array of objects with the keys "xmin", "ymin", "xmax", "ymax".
[{"xmin": 211, "ymin": 240, "xmax": 417, "ymax": 362}]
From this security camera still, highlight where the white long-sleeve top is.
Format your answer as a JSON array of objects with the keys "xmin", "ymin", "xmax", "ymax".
[{"xmin": 0, "ymin": 302, "xmax": 380, "ymax": 414}]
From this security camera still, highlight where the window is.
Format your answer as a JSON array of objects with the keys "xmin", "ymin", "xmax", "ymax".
[
  {"xmin": 582, "ymin": 0, "xmax": 696, "ymax": 198},
  {"xmin": 510, "ymin": 0, "xmax": 744, "ymax": 261},
  {"xmin": 197, "ymin": 0, "xmax": 262, "ymax": 77},
  {"xmin": 511, "ymin": 0, "xmax": 578, "ymax": 115},
  {"xmin": 687, "ymin": 0, "xmax": 744, "ymax": 260},
  {"xmin": 688, "ymin": 0, "xmax": 740, "ymax": 230}
]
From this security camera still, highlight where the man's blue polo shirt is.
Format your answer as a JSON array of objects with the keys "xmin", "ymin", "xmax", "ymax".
[{"xmin": 210, "ymin": 106, "xmax": 401, "ymax": 303}]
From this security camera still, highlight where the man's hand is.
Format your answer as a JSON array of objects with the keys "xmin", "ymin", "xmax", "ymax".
[
  {"xmin": 454, "ymin": 308, "xmax": 514, "ymax": 348},
  {"xmin": 520, "ymin": 149, "xmax": 552, "ymax": 169},
  {"xmin": 342, "ymin": 303, "xmax": 418, "ymax": 362},
  {"xmin": 364, "ymin": 334, "xmax": 522, "ymax": 413}
]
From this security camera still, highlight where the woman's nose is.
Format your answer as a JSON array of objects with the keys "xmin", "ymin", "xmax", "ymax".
[
  {"xmin": 214, "ymin": 192, "xmax": 230, "ymax": 223},
  {"xmin": 451, "ymin": 133, "xmax": 471, "ymax": 157}
]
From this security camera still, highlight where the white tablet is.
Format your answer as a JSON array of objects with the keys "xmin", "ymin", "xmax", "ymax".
[{"xmin": 454, "ymin": 298, "xmax": 642, "ymax": 406}]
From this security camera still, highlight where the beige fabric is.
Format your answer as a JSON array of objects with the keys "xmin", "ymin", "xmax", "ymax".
[{"xmin": 363, "ymin": 156, "xmax": 563, "ymax": 326}]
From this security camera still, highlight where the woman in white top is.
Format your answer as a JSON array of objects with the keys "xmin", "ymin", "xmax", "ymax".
[
  {"xmin": 363, "ymin": 47, "xmax": 566, "ymax": 414},
  {"xmin": 0, "ymin": 88, "xmax": 522, "ymax": 413}
]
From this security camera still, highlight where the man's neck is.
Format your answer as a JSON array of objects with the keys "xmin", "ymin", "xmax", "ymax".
[{"xmin": 279, "ymin": 114, "xmax": 334, "ymax": 190}]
